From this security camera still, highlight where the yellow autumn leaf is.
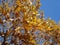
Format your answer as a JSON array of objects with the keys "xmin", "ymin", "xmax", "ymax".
[
  {"xmin": 37, "ymin": 19, "xmax": 41, "ymax": 24},
  {"xmin": 29, "ymin": 39, "xmax": 36, "ymax": 44},
  {"xmin": 24, "ymin": 25, "xmax": 32, "ymax": 30},
  {"xmin": 33, "ymin": 11, "xmax": 38, "ymax": 15},
  {"xmin": 15, "ymin": 7, "xmax": 21, "ymax": 13},
  {"xmin": 47, "ymin": 27, "xmax": 52, "ymax": 31},
  {"xmin": 36, "ymin": 24, "xmax": 44, "ymax": 30},
  {"xmin": 16, "ymin": 0, "xmax": 21, "ymax": 6},
  {"xmin": 32, "ymin": 6, "xmax": 36, "ymax": 10}
]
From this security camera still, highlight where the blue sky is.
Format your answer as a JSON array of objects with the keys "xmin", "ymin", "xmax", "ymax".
[{"xmin": 40, "ymin": 0, "xmax": 60, "ymax": 23}]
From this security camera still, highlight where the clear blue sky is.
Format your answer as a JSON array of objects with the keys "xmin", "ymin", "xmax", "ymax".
[{"xmin": 40, "ymin": 0, "xmax": 60, "ymax": 22}]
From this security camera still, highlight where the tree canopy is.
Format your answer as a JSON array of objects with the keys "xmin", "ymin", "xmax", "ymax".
[{"xmin": 0, "ymin": 0, "xmax": 60, "ymax": 45}]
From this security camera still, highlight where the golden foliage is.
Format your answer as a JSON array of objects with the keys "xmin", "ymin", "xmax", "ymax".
[{"xmin": 0, "ymin": 0, "xmax": 60, "ymax": 45}]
